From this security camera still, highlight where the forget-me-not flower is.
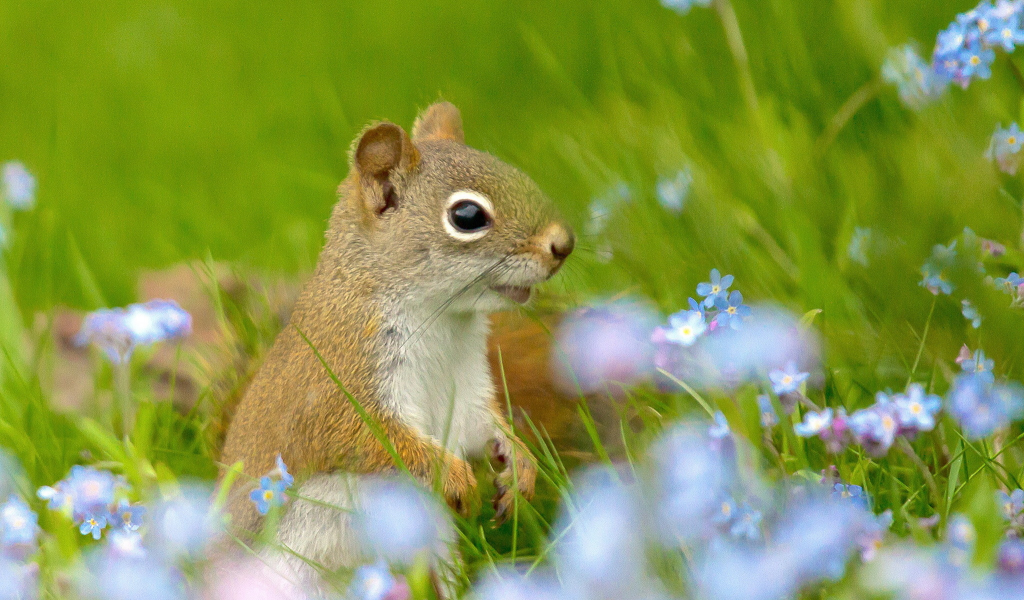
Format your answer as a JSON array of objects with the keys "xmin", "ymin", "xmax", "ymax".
[
  {"xmin": 109, "ymin": 499, "xmax": 145, "ymax": 532},
  {"xmin": 988, "ymin": 123, "xmax": 1024, "ymax": 174},
  {"xmin": 714, "ymin": 290, "xmax": 751, "ymax": 330},
  {"xmin": 0, "ymin": 495, "xmax": 39, "ymax": 551},
  {"xmin": 960, "ymin": 349, "xmax": 995, "ymax": 383},
  {"xmin": 894, "ymin": 384, "xmax": 943, "ymax": 433},
  {"xmin": 664, "ymin": 308, "xmax": 707, "ymax": 346},
  {"xmin": 697, "ymin": 269, "xmax": 734, "ymax": 308},
  {"xmin": 769, "ymin": 362, "xmax": 810, "ymax": 395},
  {"xmin": 882, "ymin": 45, "xmax": 946, "ymax": 109},
  {"xmin": 249, "ymin": 477, "xmax": 288, "ymax": 516},
  {"xmin": 661, "ymin": 0, "xmax": 712, "ymax": 15},
  {"xmin": 794, "ymin": 408, "xmax": 833, "ymax": 437},
  {"xmin": 80, "ymin": 513, "xmax": 108, "ymax": 540}
]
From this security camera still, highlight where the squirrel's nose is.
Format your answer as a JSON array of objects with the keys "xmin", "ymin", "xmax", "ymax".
[{"xmin": 541, "ymin": 222, "xmax": 574, "ymax": 262}]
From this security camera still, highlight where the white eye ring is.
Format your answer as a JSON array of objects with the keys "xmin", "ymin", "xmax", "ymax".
[{"xmin": 443, "ymin": 190, "xmax": 494, "ymax": 242}]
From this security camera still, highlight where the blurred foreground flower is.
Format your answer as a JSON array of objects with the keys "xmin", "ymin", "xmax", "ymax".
[
  {"xmin": 920, "ymin": 242, "xmax": 957, "ymax": 295},
  {"xmin": 0, "ymin": 496, "xmax": 39, "ymax": 559},
  {"xmin": 948, "ymin": 373, "xmax": 1024, "ymax": 439},
  {"xmin": 2, "ymin": 161, "xmax": 36, "ymax": 210},
  {"xmin": 356, "ymin": 478, "xmax": 450, "ymax": 565},
  {"xmin": 551, "ymin": 301, "xmax": 658, "ymax": 395},
  {"xmin": 656, "ymin": 168, "xmax": 692, "ymax": 213},
  {"xmin": 882, "ymin": 44, "xmax": 947, "ymax": 108},
  {"xmin": 76, "ymin": 300, "xmax": 192, "ymax": 364}
]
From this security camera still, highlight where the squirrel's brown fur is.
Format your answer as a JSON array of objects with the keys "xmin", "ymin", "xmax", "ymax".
[{"xmin": 218, "ymin": 102, "xmax": 574, "ymax": 545}]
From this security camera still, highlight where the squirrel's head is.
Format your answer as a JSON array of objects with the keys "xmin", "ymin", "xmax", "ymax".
[{"xmin": 335, "ymin": 102, "xmax": 573, "ymax": 311}]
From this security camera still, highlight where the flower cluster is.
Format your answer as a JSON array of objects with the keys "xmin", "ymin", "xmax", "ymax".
[
  {"xmin": 655, "ymin": 269, "xmax": 751, "ymax": 350},
  {"xmin": 503, "ymin": 418, "xmax": 893, "ymax": 600},
  {"xmin": 882, "ymin": 44, "xmax": 947, "ymax": 108},
  {"xmin": 37, "ymin": 465, "xmax": 143, "ymax": 540},
  {"xmin": 249, "ymin": 454, "xmax": 294, "ymax": 515},
  {"xmin": 932, "ymin": 0, "xmax": 1024, "ymax": 89},
  {"xmin": 76, "ymin": 299, "xmax": 192, "ymax": 364},
  {"xmin": 948, "ymin": 372, "xmax": 1024, "ymax": 439},
  {"xmin": 792, "ymin": 385, "xmax": 942, "ymax": 457}
]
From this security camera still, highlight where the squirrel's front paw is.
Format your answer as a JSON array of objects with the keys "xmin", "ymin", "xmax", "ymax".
[
  {"xmin": 440, "ymin": 454, "xmax": 478, "ymax": 517},
  {"xmin": 490, "ymin": 436, "xmax": 537, "ymax": 525}
]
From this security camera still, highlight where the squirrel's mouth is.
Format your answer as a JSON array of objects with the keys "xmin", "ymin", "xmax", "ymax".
[{"xmin": 490, "ymin": 285, "xmax": 532, "ymax": 304}]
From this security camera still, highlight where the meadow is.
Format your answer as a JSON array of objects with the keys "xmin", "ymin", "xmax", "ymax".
[{"xmin": 4, "ymin": 0, "xmax": 1024, "ymax": 597}]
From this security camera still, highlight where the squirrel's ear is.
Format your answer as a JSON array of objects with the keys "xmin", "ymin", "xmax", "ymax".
[
  {"xmin": 352, "ymin": 121, "xmax": 419, "ymax": 215},
  {"xmin": 412, "ymin": 102, "xmax": 464, "ymax": 143}
]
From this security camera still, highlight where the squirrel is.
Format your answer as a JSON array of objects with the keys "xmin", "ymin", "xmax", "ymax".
[{"xmin": 218, "ymin": 101, "xmax": 574, "ymax": 588}]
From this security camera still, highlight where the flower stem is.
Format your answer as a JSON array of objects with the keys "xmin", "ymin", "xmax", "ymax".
[
  {"xmin": 112, "ymin": 362, "xmax": 132, "ymax": 438},
  {"xmin": 898, "ymin": 436, "xmax": 941, "ymax": 511},
  {"xmin": 712, "ymin": 0, "xmax": 760, "ymax": 121},
  {"xmin": 816, "ymin": 78, "xmax": 884, "ymax": 155},
  {"xmin": 907, "ymin": 296, "xmax": 938, "ymax": 389}
]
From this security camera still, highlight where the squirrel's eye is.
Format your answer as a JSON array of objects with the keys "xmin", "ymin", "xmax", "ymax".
[
  {"xmin": 443, "ymin": 191, "xmax": 494, "ymax": 242},
  {"xmin": 449, "ymin": 200, "xmax": 491, "ymax": 233}
]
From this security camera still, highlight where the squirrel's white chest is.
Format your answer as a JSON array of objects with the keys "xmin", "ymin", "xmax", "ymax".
[{"xmin": 380, "ymin": 310, "xmax": 496, "ymax": 457}]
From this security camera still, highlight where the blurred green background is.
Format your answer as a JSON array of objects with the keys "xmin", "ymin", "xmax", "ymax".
[{"xmin": 4, "ymin": 0, "xmax": 1024, "ymax": 386}]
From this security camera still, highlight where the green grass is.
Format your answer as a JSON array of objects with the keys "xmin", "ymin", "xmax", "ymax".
[{"xmin": 5, "ymin": 0, "xmax": 1024, "ymax": 596}]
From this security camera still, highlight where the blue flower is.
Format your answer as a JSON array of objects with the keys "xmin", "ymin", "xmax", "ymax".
[
  {"xmin": 109, "ymin": 499, "xmax": 145, "ymax": 532},
  {"xmin": 995, "ymin": 271, "xmax": 1024, "ymax": 292},
  {"xmin": 65, "ymin": 465, "xmax": 117, "ymax": 520},
  {"xmin": 757, "ymin": 394, "xmax": 778, "ymax": 428},
  {"xmin": 713, "ymin": 290, "xmax": 751, "ymax": 330},
  {"xmin": 713, "ymin": 497, "xmax": 737, "ymax": 526},
  {"xmin": 275, "ymin": 454, "xmax": 294, "ymax": 487},
  {"xmin": 997, "ymin": 488, "xmax": 1024, "ymax": 523},
  {"xmin": 832, "ymin": 483, "xmax": 870, "ymax": 510},
  {"xmin": 76, "ymin": 301, "xmax": 192, "ymax": 364},
  {"xmin": 768, "ymin": 362, "xmax": 809, "ymax": 395},
  {"xmin": 0, "ymin": 495, "xmax": 39, "ymax": 551},
  {"xmin": 1, "ymin": 161, "xmax": 36, "ymax": 210},
  {"xmin": 656, "ymin": 168, "xmax": 692, "ymax": 214},
  {"xmin": 999, "ymin": 538, "xmax": 1024, "ymax": 575},
  {"xmin": 893, "ymin": 384, "xmax": 943, "ymax": 432},
  {"xmin": 348, "ymin": 561, "xmax": 410, "ymax": 600},
  {"xmin": 946, "ymin": 514, "xmax": 976, "ymax": 566},
  {"xmin": 356, "ymin": 478, "xmax": 449, "ymax": 565},
  {"xmin": 988, "ymin": 123, "xmax": 1024, "ymax": 174},
  {"xmin": 948, "ymin": 374, "xmax": 1024, "ymax": 439},
  {"xmin": 961, "ymin": 299, "xmax": 982, "ymax": 329},
  {"xmin": 661, "ymin": 0, "xmax": 712, "ymax": 14},
  {"xmin": 729, "ymin": 504, "xmax": 763, "ymax": 541},
  {"xmin": 249, "ymin": 476, "xmax": 288, "ymax": 516},
  {"xmin": 984, "ymin": 13, "xmax": 1024, "ymax": 50},
  {"xmin": 794, "ymin": 408, "xmax": 833, "ymax": 437},
  {"xmin": 960, "ymin": 349, "xmax": 995, "ymax": 383},
  {"xmin": 654, "ymin": 426, "xmax": 731, "ymax": 541},
  {"xmin": 664, "ymin": 308, "xmax": 707, "ymax": 346},
  {"xmin": 882, "ymin": 45, "xmax": 946, "ymax": 109},
  {"xmin": 80, "ymin": 512, "xmax": 108, "ymax": 540},
  {"xmin": 554, "ymin": 469, "xmax": 649, "ymax": 598},
  {"xmin": 849, "ymin": 400, "xmax": 900, "ymax": 456},
  {"xmin": 920, "ymin": 266, "xmax": 953, "ymax": 295},
  {"xmin": 708, "ymin": 411, "xmax": 730, "ymax": 439},
  {"xmin": 36, "ymin": 482, "xmax": 70, "ymax": 512},
  {"xmin": 151, "ymin": 484, "xmax": 218, "ymax": 559},
  {"xmin": 697, "ymin": 268, "xmax": 734, "ymax": 308}
]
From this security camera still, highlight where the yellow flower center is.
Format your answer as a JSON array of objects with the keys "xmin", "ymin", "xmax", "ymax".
[
  {"xmin": 882, "ymin": 415, "xmax": 896, "ymax": 431},
  {"xmin": 1010, "ymin": 136, "xmax": 1018, "ymax": 145},
  {"xmin": 711, "ymin": 285, "xmax": 720, "ymax": 294},
  {"xmin": 263, "ymin": 490, "xmax": 274, "ymax": 501},
  {"xmin": 970, "ymin": 55, "xmax": 982, "ymax": 66},
  {"xmin": 727, "ymin": 307, "xmax": 737, "ymax": 314},
  {"xmin": 122, "ymin": 512, "xmax": 132, "ymax": 523},
  {"xmin": 910, "ymin": 403, "xmax": 922, "ymax": 415},
  {"xmin": 782, "ymin": 375, "xmax": 793, "ymax": 385},
  {"xmin": 721, "ymin": 502, "xmax": 732, "ymax": 516},
  {"xmin": 977, "ymin": 363, "xmax": 985, "ymax": 372}
]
